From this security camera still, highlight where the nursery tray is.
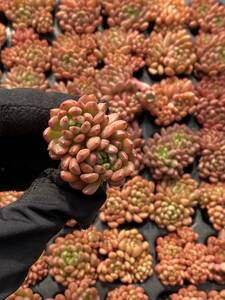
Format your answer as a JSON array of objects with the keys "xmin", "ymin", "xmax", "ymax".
[{"xmin": 1, "ymin": 1, "xmax": 225, "ymax": 299}]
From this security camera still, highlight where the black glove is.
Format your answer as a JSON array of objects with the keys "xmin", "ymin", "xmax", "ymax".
[{"xmin": 0, "ymin": 88, "xmax": 106, "ymax": 298}]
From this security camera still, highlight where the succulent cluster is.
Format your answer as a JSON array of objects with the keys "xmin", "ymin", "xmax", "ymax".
[
  {"xmin": 100, "ymin": 176, "xmax": 155, "ymax": 227},
  {"xmin": 1, "ymin": 35, "xmax": 51, "ymax": 73},
  {"xmin": 195, "ymin": 31, "xmax": 225, "ymax": 76},
  {"xmin": 51, "ymin": 34, "xmax": 101, "ymax": 80},
  {"xmin": 2, "ymin": 0, "xmax": 54, "ymax": 33},
  {"xmin": 196, "ymin": 75, "xmax": 225, "ymax": 98},
  {"xmin": 56, "ymin": 0, "xmax": 102, "ymax": 34},
  {"xmin": 156, "ymin": 228, "xmax": 225, "ymax": 286},
  {"xmin": 144, "ymin": 124, "xmax": 200, "ymax": 180},
  {"xmin": 150, "ymin": 174, "xmax": 199, "ymax": 231},
  {"xmin": 0, "ymin": 191, "xmax": 23, "ymax": 208},
  {"xmin": 47, "ymin": 228, "xmax": 101, "ymax": 286},
  {"xmin": 101, "ymin": 0, "xmax": 154, "ymax": 31},
  {"xmin": 145, "ymin": 29, "xmax": 196, "ymax": 76},
  {"xmin": 208, "ymin": 290, "xmax": 225, "ymax": 300},
  {"xmin": 47, "ymin": 280, "xmax": 100, "ymax": 300},
  {"xmin": 199, "ymin": 182, "xmax": 225, "ymax": 230},
  {"xmin": 107, "ymin": 285, "xmax": 149, "ymax": 300},
  {"xmin": 189, "ymin": 0, "xmax": 225, "ymax": 33},
  {"xmin": 168, "ymin": 285, "xmax": 208, "ymax": 300},
  {"xmin": 154, "ymin": 0, "xmax": 190, "ymax": 33},
  {"xmin": 43, "ymin": 95, "xmax": 134, "ymax": 195},
  {"xmin": 23, "ymin": 252, "xmax": 48, "ymax": 287},
  {"xmin": 97, "ymin": 228, "xmax": 153, "ymax": 283},
  {"xmin": 6, "ymin": 287, "xmax": 42, "ymax": 300},
  {"xmin": 141, "ymin": 77, "xmax": 198, "ymax": 126},
  {"xmin": 198, "ymin": 129, "xmax": 225, "ymax": 182}
]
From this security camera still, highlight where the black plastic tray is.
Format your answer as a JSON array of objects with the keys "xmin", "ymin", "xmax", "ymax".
[{"xmin": 0, "ymin": 1, "xmax": 225, "ymax": 299}]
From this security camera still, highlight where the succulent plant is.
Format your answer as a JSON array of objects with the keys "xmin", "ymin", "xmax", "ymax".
[
  {"xmin": 150, "ymin": 174, "xmax": 199, "ymax": 231},
  {"xmin": 107, "ymin": 285, "xmax": 149, "ymax": 300},
  {"xmin": 196, "ymin": 75, "xmax": 225, "ymax": 99},
  {"xmin": 47, "ymin": 232, "xmax": 100, "ymax": 286},
  {"xmin": 23, "ymin": 252, "xmax": 48, "ymax": 287},
  {"xmin": 127, "ymin": 121, "xmax": 145, "ymax": 174},
  {"xmin": 195, "ymin": 31, "xmax": 225, "ymax": 76},
  {"xmin": 169, "ymin": 285, "xmax": 207, "ymax": 300},
  {"xmin": 141, "ymin": 77, "xmax": 198, "ymax": 126},
  {"xmin": 44, "ymin": 95, "xmax": 134, "ymax": 195},
  {"xmin": 208, "ymin": 290, "xmax": 225, "ymax": 300},
  {"xmin": 101, "ymin": 0, "xmax": 156, "ymax": 31},
  {"xmin": 154, "ymin": 0, "xmax": 190, "ymax": 33},
  {"xmin": 1, "ymin": 66, "xmax": 48, "ymax": 90},
  {"xmin": 56, "ymin": 0, "xmax": 102, "ymax": 34},
  {"xmin": 145, "ymin": 29, "xmax": 197, "ymax": 76},
  {"xmin": 48, "ymin": 280, "xmax": 100, "ymax": 300},
  {"xmin": 6, "ymin": 287, "xmax": 42, "ymax": 300},
  {"xmin": 199, "ymin": 182, "xmax": 225, "ymax": 230},
  {"xmin": 51, "ymin": 34, "xmax": 101, "ymax": 80},
  {"xmin": 97, "ymin": 228, "xmax": 153, "ymax": 283},
  {"xmin": 144, "ymin": 124, "xmax": 200, "ymax": 180},
  {"xmin": 189, "ymin": 0, "xmax": 225, "ymax": 33},
  {"xmin": 3, "ymin": 0, "xmax": 54, "ymax": 33},
  {"xmin": 1, "ymin": 38, "xmax": 51, "ymax": 73},
  {"xmin": 0, "ymin": 23, "xmax": 6, "ymax": 48},
  {"xmin": 0, "ymin": 191, "xmax": 23, "ymax": 208},
  {"xmin": 207, "ymin": 230, "xmax": 225, "ymax": 284},
  {"xmin": 11, "ymin": 28, "xmax": 39, "ymax": 46}
]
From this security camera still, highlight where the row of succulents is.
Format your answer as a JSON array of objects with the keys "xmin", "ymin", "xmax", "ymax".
[{"xmin": 0, "ymin": 0, "xmax": 225, "ymax": 34}]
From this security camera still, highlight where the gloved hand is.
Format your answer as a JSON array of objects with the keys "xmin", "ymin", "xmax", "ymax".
[{"xmin": 0, "ymin": 88, "xmax": 106, "ymax": 298}]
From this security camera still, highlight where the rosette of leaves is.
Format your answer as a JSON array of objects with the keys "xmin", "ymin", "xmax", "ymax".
[
  {"xmin": 145, "ymin": 29, "xmax": 197, "ymax": 76},
  {"xmin": 196, "ymin": 75, "xmax": 225, "ymax": 99},
  {"xmin": 199, "ymin": 182, "xmax": 225, "ymax": 230},
  {"xmin": 141, "ymin": 77, "xmax": 198, "ymax": 126},
  {"xmin": 144, "ymin": 124, "xmax": 200, "ymax": 180},
  {"xmin": 107, "ymin": 285, "xmax": 149, "ymax": 300},
  {"xmin": 101, "ymin": 0, "xmax": 156, "ymax": 31},
  {"xmin": 0, "ymin": 23, "xmax": 6, "ymax": 48},
  {"xmin": 23, "ymin": 252, "xmax": 48, "ymax": 287},
  {"xmin": 47, "ymin": 280, "xmax": 100, "ymax": 300},
  {"xmin": 189, "ymin": 0, "xmax": 225, "ymax": 33},
  {"xmin": 43, "ymin": 95, "xmax": 134, "ymax": 195},
  {"xmin": 47, "ymin": 233, "xmax": 100, "ymax": 287},
  {"xmin": 56, "ymin": 0, "xmax": 102, "ymax": 34},
  {"xmin": 195, "ymin": 31, "xmax": 225, "ymax": 76},
  {"xmin": 1, "ymin": 66, "xmax": 49, "ymax": 90},
  {"xmin": 97, "ymin": 228, "xmax": 153, "ymax": 283},
  {"xmin": 154, "ymin": 0, "xmax": 190, "ymax": 33},
  {"xmin": 51, "ymin": 34, "xmax": 101, "ymax": 80},
  {"xmin": 1, "ymin": 38, "xmax": 51, "ymax": 73},
  {"xmin": 169, "ymin": 285, "xmax": 207, "ymax": 300},
  {"xmin": 0, "ymin": 191, "xmax": 23, "ymax": 208},
  {"xmin": 3, "ymin": 0, "xmax": 54, "ymax": 33},
  {"xmin": 127, "ymin": 121, "xmax": 145, "ymax": 174},
  {"xmin": 150, "ymin": 174, "xmax": 199, "ymax": 231},
  {"xmin": 6, "ymin": 287, "xmax": 42, "ymax": 300}
]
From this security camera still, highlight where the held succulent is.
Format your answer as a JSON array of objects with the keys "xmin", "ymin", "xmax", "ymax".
[
  {"xmin": 44, "ymin": 95, "xmax": 134, "ymax": 195},
  {"xmin": 6, "ymin": 287, "xmax": 42, "ymax": 300},
  {"xmin": 0, "ymin": 191, "xmax": 23, "ymax": 208},
  {"xmin": 195, "ymin": 31, "xmax": 225, "ymax": 76},
  {"xmin": 1, "ymin": 38, "xmax": 51, "ymax": 73},
  {"xmin": 56, "ymin": 0, "xmax": 102, "ymax": 34},
  {"xmin": 189, "ymin": 0, "xmax": 225, "ymax": 33},
  {"xmin": 1, "ymin": 66, "xmax": 49, "ymax": 90},
  {"xmin": 101, "ymin": 0, "xmax": 155, "ymax": 31},
  {"xmin": 47, "ymin": 232, "xmax": 100, "ymax": 286},
  {"xmin": 106, "ymin": 285, "xmax": 149, "ymax": 300},
  {"xmin": 97, "ymin": 228, "xmax": 153, "ymax": 283},
  {"xmin": 3, "ymin": 0, "xmax": 54, "ymax": 33},
  {"xmin": 144, "ymin": 124, "xmax": 200, "ymax": 180},
  {"xmin": 145, "ymin": 29, "xmax": 197, "ymax": 76},
  {"xmin": 141, "ymin": 77, "xmax": 198, "ymax": 126}
]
